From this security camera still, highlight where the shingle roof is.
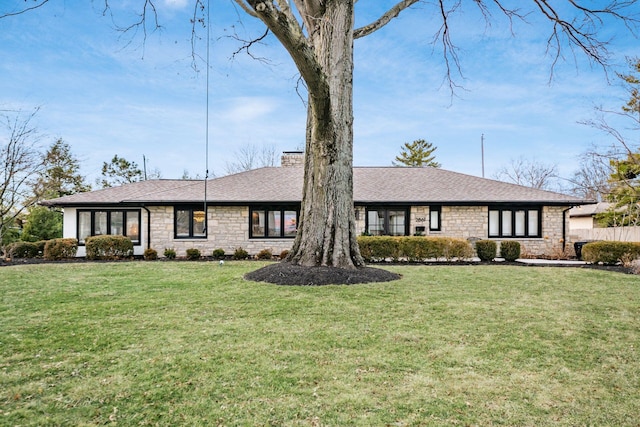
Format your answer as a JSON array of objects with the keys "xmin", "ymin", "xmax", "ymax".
[{"xmin": 42, "ymin": 166, "xmax": 591, "ymax": 207}]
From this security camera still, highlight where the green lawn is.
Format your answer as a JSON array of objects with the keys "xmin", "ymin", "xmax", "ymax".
[{"xmin": 1, "ymin": 261, "xmax": 639, "ymax": 426}]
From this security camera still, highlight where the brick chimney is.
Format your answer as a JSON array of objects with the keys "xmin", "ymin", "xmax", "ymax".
[{"xmin": 281, "ymin": 151, "xmax": 305, "ymax": 167}]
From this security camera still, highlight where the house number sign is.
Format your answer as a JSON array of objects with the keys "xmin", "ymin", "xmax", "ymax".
[{"xmin": 416, "ymin": 217, "xmax": 426, "ymax": 222}]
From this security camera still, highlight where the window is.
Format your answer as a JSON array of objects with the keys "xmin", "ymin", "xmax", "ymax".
[
  {"xmin": 366, "ymin": 207, "xmax": 409, "ymax": 236},
  {"xmin": 250, "ymin": 206, "xmax": 299, "ymax": 238},
  {"xmin": 174, "ymin": 206, "xmax": 206, "ymax": 239},
  {"xmin": 429, "ymin": 206, "xmax": 441, "ymax": 231},
  {"xmin": 488, "ymin": 207, "xmax": 541, "ymax": 238},
  {"xmin": 77, "ymin": 210, "xmax": 141, "ymax": 245}
]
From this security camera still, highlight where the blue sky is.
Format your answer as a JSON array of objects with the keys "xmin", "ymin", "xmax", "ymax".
[{"xmin": 1, "ymin": 1, "xmax": 637, "ymax": 186}]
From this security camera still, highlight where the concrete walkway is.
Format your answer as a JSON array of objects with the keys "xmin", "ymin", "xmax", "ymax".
[{"xmin": 515, "ymin": 258, "xmax": 587, "ymax": 266}]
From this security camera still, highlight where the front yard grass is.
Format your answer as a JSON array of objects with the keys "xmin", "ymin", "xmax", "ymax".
[{"xmin": 1, "ymin": 261, "xmax": 639, "ymax": 426}]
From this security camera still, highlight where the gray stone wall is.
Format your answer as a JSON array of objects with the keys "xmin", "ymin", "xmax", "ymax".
[
  {"xmin": 148, "ymin": 205, "xmax": 293, "ymax": 258},
  {"xmin": 145, "ymin": 204, "xmax": 571, "ymax": 259}
]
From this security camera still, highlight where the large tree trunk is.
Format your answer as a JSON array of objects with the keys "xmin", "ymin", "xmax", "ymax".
[{"xmin": 287, "ymin": 1, "xmax": 363, "ymax": 268}]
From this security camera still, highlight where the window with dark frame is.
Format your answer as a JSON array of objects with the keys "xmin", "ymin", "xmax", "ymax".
[
  {"xmin": 488, "ymin": 207, "xmax": 541, "ymax": 238},
  {"xmin": 174, "ymin": 206, "xmax": 207, "ymax": 239},
  {"xmin": 250, "ymin": 206, "xmax": 299, "ymax": 238},
  {"xmin": 76, "ymin": 209, "xmax": 141, "ymax": 245},
  {"xmin": 429, "ymin": 206, "xmax": 441, "ymax": 231},
  {"xmin": 365, "ymin": 206, "xmax": 410, "ymax": 236}
]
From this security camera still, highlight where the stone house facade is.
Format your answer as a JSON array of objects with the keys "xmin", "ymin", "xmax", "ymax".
[{"xmin": 44, "ymin": 152, "xmax": 589, "ymax": 258}]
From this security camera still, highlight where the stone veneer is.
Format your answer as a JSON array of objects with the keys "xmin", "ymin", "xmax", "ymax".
[
  {"xmin": 148, "ymin": 206, "xmax": 293, "ymax": 258},
  {"xmin": 354, "ymin": 205, "xmax": 571, "ymax": 257},
  {"xmin": 135, "ymin": 204, "xmax": 571, "ymax": 259}
]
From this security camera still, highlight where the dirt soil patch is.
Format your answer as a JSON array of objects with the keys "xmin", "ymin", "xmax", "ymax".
[{"xmin": 244, "ymin": 262, "xmax": 402, "ymax": 286}]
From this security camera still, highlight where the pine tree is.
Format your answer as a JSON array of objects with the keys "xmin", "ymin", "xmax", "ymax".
[{"xmin": 393, "ymin": 139, "xmax": 441, "ymax": 168}]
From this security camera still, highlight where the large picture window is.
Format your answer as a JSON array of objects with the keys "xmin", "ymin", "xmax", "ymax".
[
  {"xmin": 488, "ymin": 207, "xmax": 541, "ymax": 238},
  {"xmin": 77, "ymin": 210, "xmax": 140, "ymax": 245},
  {"xmin": 250, "ymin": 206, "xmax": 299, "ymax": 238},
  {"xmin": 366, "ymin": 207, "xmax": 409, "ymax": 236},
  {"xmin": 174, "ymin": 206, "xmax": 207, "ymax": 239}
]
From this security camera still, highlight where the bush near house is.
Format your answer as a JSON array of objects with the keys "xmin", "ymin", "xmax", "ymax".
[
  {"xmin": 85, "ymin": 235, "xmax": 133, "ymax": 260},
  {"xmin": 43, "ymin": 238, "xmax": 78, "ymax": 260},
  {"xmin": 6, "ymin": 241, "xmax": 41, "ymax": 259},
  {"xmin": 500, "ymin": 241, "xmax": 521, "ymax": 262},
  {"xmin": 143, "ymin": 248, "xmax": 158, "ymax": 261},
  {"xmin": 357, "ymin": 236, "xmax": 473, "ymax": 262},
  {"xmin": 581, "ymin": 241, "xmax": 640, "ymax": 265},
  {"xmin": 186, "ymin": 248, "xmax": 201, "ymax": 260},
  {"xmin": 164, "ymin": 248, "xmax": 177, "ymax": 259},
  {"xmin": 233, "ymin": 247, "xmax": 249, "ymax": 260},
  {"xmin": 212, "ymin": 248, "xmax": 226, "ymax": 260},
  {"xmin": 256, "ymin": 249, "xmax": 273, "ymax": 260},
  {"xmin": 476, "ymin": 240, "xmax": 497, "ymax": 262}
]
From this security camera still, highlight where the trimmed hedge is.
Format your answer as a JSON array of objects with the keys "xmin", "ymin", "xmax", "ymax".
[
  {"xmin": 44, "ymin": 238, "xmax": 78, "ymax": 260},
  {"xmin": 164, "ymin": 248, "xmax": 177, "ymax": 259},
  {"xmin": 357, "ymin": 236, "xmax": 473, "ymax": 262},
  {"xmin": 500, "ymin": 241, "xmax": 521, "ymax": 262},
  {"xmin": 476, "ymin": 240, "xmax": 497, "ymax": 262},
  {"xmin": 6, "ymin": 241, "xmax": 40, "ymax": 258},
  {"xmin": 581, "ymin": 241, "xmax": 640, "ymax": 265},
  {"xmin": 85, "ymin": 235, "xmax": 133, "ymax": 260}
]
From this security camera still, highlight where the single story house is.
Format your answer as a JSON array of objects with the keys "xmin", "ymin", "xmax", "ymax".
[{"xmin": 42, "ymin": 152, "xmax": 593, "ymax": 258}]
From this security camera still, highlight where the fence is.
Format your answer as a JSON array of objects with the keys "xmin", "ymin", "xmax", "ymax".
[{"xmin": 570, "ymin": 226, "xmax": 640, "ymax": 242}]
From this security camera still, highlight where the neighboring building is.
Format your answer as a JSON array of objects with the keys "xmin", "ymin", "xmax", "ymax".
[
  {"xmin": 42, "ymin": 152, "xmax": 592, "ymax": 258},
  {"xmin": 569, "ymin": 202, "xmax": 612, "ymax": 230}
]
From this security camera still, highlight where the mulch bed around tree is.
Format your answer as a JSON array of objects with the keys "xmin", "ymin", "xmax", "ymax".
[{"xmin": 244, "ymin": 262, "xmax": 402, "ymax": 286}]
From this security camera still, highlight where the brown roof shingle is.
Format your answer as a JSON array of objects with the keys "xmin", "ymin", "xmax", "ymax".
[{"xmin": 42, "ymin": 166, "xmax": 590, "ymax": 207}]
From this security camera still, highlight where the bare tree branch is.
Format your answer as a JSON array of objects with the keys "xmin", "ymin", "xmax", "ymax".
[
  {"xmin": 354, "ymin": 0, "xmax": 421, "ymax": 39},
  {"xmin": 0, "ymin": 0, "xmax": 49, "ymax": 19}
]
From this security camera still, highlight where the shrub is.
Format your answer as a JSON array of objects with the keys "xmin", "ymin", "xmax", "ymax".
[
  {"xmin": 164, "ymin": 248, "xmax": 177, "ymax": 259},
  {"xmin": 233, "ymin": 247, "xmax": 249, "ymax": 260},
  {"xmin": 476, "ymin": 240, "xmax": 497, "ymax": 262},
  {"xmin": 186, "ymin": 248, "xmax": 201, "ymax": 260},
  {"xmin": 581, "ymin": 241, "xmax": 640, "ymax": 265},
  {"xmin": 143, "ymin": 248, "xmax": 158, "ymax": 260},
  {"xmin": 357, "ymin": 236, "xmax": 473, "ymax": 262},
  {"xmin": 256, "ymin": 249, "xmax": 273, "ymax": 260},
  {"xmin": 85, "ymin": 235, "xmax": 133, "ymax": 260},
  {"xmin": 279, "ymin": 249, "xmax": 290, "ymax": 260},
  {"xmin": 358, "ymin": 236, "xmax": 401, "ymax": 261},
  {"xmin": 6, "ymin": 241, "xmax": 40, "ymax": 258},
  {"xmin": 44, "ymin": 238, "xmax": 78, "ymax": 260},
  {"xmin": 500, "ymin": 241, "xmax": 521, "ymax": 262},
  {"xmin": 212, "ymin": 248, "xmax": 226, "ymax": 260}
]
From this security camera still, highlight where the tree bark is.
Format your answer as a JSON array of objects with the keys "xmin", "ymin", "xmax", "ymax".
[{"xmin": 286, "ymin": 1, "xmax": 364, "ymax": 268}]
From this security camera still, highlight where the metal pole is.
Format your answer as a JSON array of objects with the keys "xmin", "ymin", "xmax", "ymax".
[{"xmin": 481, "ymin": 134, "xmax": 485, "ymax": 178}]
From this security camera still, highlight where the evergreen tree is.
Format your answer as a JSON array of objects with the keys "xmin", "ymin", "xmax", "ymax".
[
  {"xmin": 99, "ymin": 155, "xmax": 143, "ymax": 188},
  {"xmin": 393, "ymin": 139, "xmax": 441, "ymax": 168},
  {"xmin": 33, "ymin": 139, "xmax": 91, "ymax": 201}
]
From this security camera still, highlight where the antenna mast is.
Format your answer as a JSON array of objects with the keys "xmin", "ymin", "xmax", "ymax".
[
  {"xmin": 203, "ymin": 0, "xmax": 211, "ymax": 232},
  {"xmin": 481, "ymin": 134, "xmax": 485, "ymax": 178}
]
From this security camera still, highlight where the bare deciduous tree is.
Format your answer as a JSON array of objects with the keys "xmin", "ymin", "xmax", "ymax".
[
  {"xmin": 494, "ymin": 156, "xmax": 559, "ymax": 190},
  {"xmin": 4, "ymin": 1, "xmax": 639, "ymax": 271},
  {"xmin": 0, "ymin": 109, "xmax": 44, "ymax": 246},
  {"xmin": 225, "ymin": 143, "xmax": 277, "ymax": 175}
]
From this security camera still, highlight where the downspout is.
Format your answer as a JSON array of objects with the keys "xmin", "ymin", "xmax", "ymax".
[
  {"xmin": 562, "ymin": 206, "xmax": 574, "ymax": 252},
  {"xmin": 141, "ymin": 206, "xmax": 151, "ymax": 251}
]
